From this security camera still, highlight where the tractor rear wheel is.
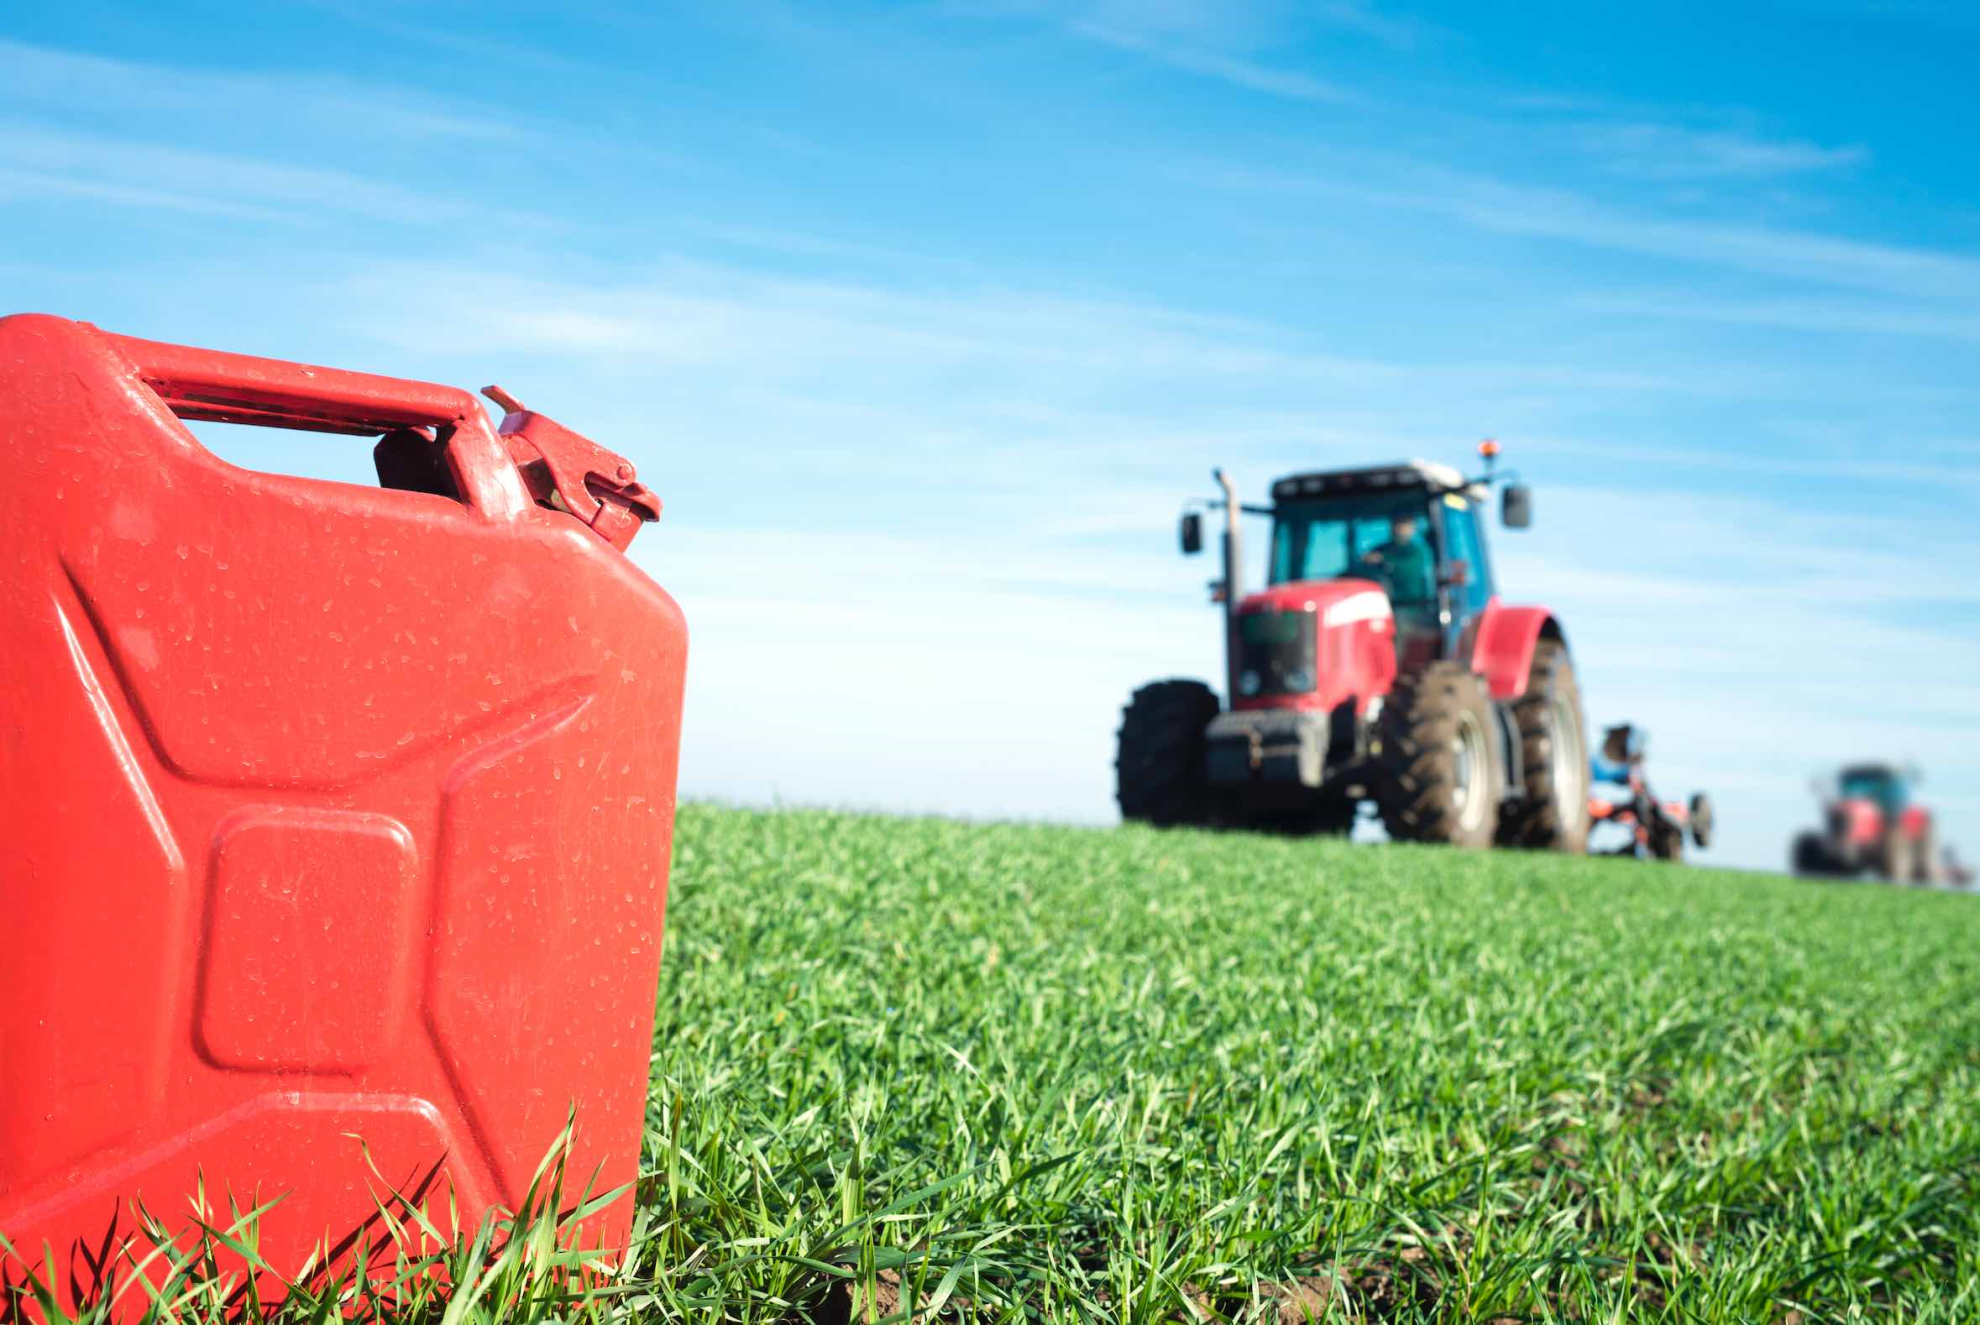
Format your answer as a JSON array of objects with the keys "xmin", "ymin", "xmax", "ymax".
[
  {"xmin": 1494, "ymin": 638, "xmax": 1590, "ymax": 853},
  {"xmin": 1915, "ymin": 821, "xmax": 1941, "ymax": 885},
  {"xmin": 1115, "ymin": 679, "xmax": 1220, "ymax": 827},
  {"xmin": 1879, "ymin": 826, "xmax": 1916, "ymax": 883},
  {"xmin": 1375, "ymin": 662, "xmax": 1503, "ymax": 849}
]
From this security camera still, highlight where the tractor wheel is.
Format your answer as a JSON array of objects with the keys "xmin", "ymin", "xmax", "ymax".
[
  {"xmin": 1494, "ymin": 639, "xmax": 1590, "ymax": 853},
  {"xmin": 1879, "ymin": 826, "xmax": 1916, "ymax": 884},
  {"xmin": 1914, "ymin": 821, "xmax": 1941, "ymax": 885},
  {"xmin": 1792, "ymin": 832, "xmax": 1836, "ymax": 877},
  {"xmin": 1688, "ymin": 793, "xmax": 1715, "ymax": 850},
  {"xmin": 1374, "ymin": 661, "xmax": 1504, "ymax": 849},
  {"xmin": 1115, "ymin": 679, "xmax": 1219, "ymax": 827}
]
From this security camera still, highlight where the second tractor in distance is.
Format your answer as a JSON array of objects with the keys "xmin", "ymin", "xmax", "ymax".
[
  {"xmin": 1117, "ymin": 444, "xmax": 1589, "ymax": 851},
  {"xmin": 1792, "ymin": 763, "xmax": 1949, "ymax": 884}
]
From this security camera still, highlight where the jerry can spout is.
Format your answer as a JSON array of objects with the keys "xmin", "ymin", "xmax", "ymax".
[{"xmin": 483, "ymin": 385, "xmax": 662, "ymax": 552}]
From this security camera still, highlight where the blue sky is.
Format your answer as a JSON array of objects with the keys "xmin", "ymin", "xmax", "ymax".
[{"xmin": 5, "ymin": 1, "xmax": 1977, "ymax": 870}]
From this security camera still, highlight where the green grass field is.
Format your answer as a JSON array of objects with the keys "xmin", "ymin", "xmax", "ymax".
[
  {"xmin": 634, "ymin": 805, "xmax": 1980, "ymax": 1322},
  {"xmin": 11, "ymin": 804, "xmax": 1980, "ymax": 1322}
]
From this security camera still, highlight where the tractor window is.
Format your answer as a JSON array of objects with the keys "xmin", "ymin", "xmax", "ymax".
[
  {"xmin": 1840, "ymin": 769, "xmax": 1906, "ymax": 810},
  {"xmin": 1274, "ymin": 519, "xmax": 1350, "ymax": 581},
  {"xmin": 1269, "ymin": 492, "xmax": 1438, "ymax": 599},
  {"xmin": 1351, "ymin": 515, "xmax": 1396, "ymax": 557}
]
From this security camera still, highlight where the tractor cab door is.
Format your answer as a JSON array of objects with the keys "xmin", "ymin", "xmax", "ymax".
[
  {"xmin": 1435, "ymin": 492, "xmax": 1495, "ymax": 656},
  {"xmin": 1342, "ymin": 504, "xmax": 1443, "ymax": 670}
]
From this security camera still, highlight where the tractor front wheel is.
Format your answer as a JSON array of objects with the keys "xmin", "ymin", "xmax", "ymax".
[
  {"xmin": 1793, "ymin": 832, "xmax": 1838, "ymax": 877},
  {"xmin": 1375, "ymin": 662, "xmax": 1504, "ymax": 849},
  {"xmin": 1115, "ymin": 679, "xmax": 1220, "ymax": 827},
  {"xmin": 1495, "ymin": 638, "xmax": 1590, "ymax": 853}
]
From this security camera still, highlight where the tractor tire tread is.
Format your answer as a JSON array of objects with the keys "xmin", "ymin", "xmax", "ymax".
[
  {"xmin": 1375, "ymin": 661, "xmax": 1502, "ymax": 848},
  {"xmin": 1115, "ymin": 679, "xmax": 1220, "ymax": 827},
  {"xmin": 1494, "ymin": 638, "xmax": 1591, "ymax": 853}
]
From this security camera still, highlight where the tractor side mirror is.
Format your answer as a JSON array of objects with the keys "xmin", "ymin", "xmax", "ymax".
[
  {"xmin": 1502, "ymin": 484, "xmax": 1532, "ymax": 529},
  {"xmin": 1180, "ymin": 511, "xmax": 1203, "ymax": 555}
]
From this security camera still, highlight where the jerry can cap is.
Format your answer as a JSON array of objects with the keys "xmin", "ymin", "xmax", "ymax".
[{"xmin": 483, "ymin": 386, "xmax": 661, "ymax": 552}]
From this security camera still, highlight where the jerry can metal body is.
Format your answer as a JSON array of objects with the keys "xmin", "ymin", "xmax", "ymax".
[{"xmin": 0, "ymin": 315, "xmax": 687, "ymax": 1296}]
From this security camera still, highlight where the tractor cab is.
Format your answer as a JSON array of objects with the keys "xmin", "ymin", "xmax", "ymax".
[
  {"xmin": 1837, "ymin": 763, "xmax": 1911, "ymax": 814},
  {"xmin": 1263, "ymin": 460, "xmax": 1520, "ymax": 667}
]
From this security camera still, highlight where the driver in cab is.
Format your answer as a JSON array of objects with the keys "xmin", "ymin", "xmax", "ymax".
[{"xmin": 1356, "ymin": 513, "xmax": 1435, "ymax": 606}]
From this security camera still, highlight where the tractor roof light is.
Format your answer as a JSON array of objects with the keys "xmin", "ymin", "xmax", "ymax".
[{"xmin": 1269, "ymin": 459, "xmax": 1468, "ymax": 501}]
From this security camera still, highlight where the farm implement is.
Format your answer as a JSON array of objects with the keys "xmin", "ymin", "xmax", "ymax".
[{"xmin": 1586, "ymin": 723, "xmax": 1715, "ymax": 863}]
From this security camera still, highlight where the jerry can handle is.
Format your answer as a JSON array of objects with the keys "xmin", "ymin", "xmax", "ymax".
[{"xmin": 106, "ymin": 329, "xmax": 533, "ymax": 519}]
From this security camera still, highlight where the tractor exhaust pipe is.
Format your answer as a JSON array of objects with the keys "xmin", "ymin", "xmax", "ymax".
[{"xmin": 1214, "ymin": 468, "xmax": 1242, "ymax": 705}]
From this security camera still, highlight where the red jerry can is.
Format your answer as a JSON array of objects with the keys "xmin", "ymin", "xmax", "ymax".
[{"xmin": 0, "ymin": 315, "xmax": 688, "ymax": 1301}]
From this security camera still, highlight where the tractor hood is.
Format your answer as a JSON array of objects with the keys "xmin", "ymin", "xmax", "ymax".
[
  {"xmin": 1239, "ymin": 578, "xmax": 1394, "ymax": 626},
  {"xmin": 1231, "ymin": 578, "xmax": 1397, "ymax": 712}
]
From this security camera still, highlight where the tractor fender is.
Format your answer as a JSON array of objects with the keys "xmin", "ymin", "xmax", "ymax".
[{"xmin": 1468, "ymin": 602, "xmax": 1563, "ymax": 701}]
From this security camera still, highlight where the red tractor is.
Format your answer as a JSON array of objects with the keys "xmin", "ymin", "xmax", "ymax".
[
  {"xmin": 1116, "ymin": 445, "xmax": 1589, "ymax": 851},
  {"xmin": 1792, "ymin": 763, "xmax": 1947, "ymax": 884}
]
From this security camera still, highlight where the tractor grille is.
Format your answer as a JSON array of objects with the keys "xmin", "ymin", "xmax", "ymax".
[{"xmin": 1236, "ymin": 608, "xmax": 1318, "ymax": 697}]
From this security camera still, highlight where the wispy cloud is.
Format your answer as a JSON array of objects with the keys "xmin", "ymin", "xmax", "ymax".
[
  {"xmin": 1579, "ymin": 121, "xmax": 1869, "ymax": 179},
  {"xmin": 332, "ymin": 257, "xmax": 1845, "ymax": 419},
  {"xmin": 1306, "ymin": 0, "xmax": 1422, "ymax": 49},
  {"xmin": 1519, "ymin": 431, "xmax": 1980, "ymax": 492},
  {"xmin": 1071, "ymin": 20, "xmax": 1353, "ymax": 103},
  {"xmin": 954, "ymin": 0, "xmax": 1388, "ymax": 103},
  {"xmin": 0, "ymin": 123, "xmax": 557, "ymax": 230},
  {"xmin": 0, "ymin": 37, "xmax": 520, "ymax": 142},
  {"xmin": 1575, "ymin": 291, "xmax": 1980, "ymax": 343},
  {"xmin": 0, "ymin": 165, "xmax": 289, "ymax": 220},
  {"xmin": 1197, "ymin": 151, "xmax": 1980, "ymax": 303}
]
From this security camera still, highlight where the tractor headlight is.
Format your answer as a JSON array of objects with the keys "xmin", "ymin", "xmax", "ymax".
[
  {"xmin": 1285, "ymin": 666, "xmax": 1315, "ymax": 693},
  {"xmin": 1238, "ymin": 669, "xmax": 1262, "ymax": 697}
]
